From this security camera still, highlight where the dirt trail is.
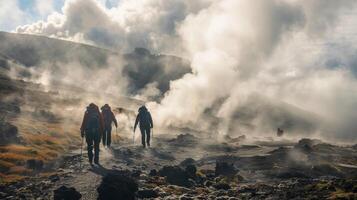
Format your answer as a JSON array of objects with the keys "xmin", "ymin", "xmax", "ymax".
[{"xmin": 50, "ymin": 135, "xmax": 196, "ymax": 199}]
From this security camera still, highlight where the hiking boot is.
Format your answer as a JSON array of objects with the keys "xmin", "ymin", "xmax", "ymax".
[
  {"xmin": 147, "ymin": 142, "xmax": 150, "ymax": 147},
  {"xmin": 94, "ymin": 160, "xmax": 99, "ymax": 165}
]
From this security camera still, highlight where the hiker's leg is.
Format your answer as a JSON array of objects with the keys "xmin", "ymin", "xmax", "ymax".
[
  {"xmin": 94, "ymin": 132, "xmax": 100, "ymax": 164},
  {"xmin": 107, "ymin": 126, "xmax": 112, "ymax": 147},
  {"xmin": 146, "ymin": 127, "xmax": 151, "ymax": 146},
  {"xmin": 140, "ymin": 127, "xmax": 146, "ymax": 147},
  {"xmin": 102, "ymin": 128, "xmax": 107, "ymax": 146},
  {"xmin": 86, "ymin": 133, "xmax": 93, "ymax": 164}
]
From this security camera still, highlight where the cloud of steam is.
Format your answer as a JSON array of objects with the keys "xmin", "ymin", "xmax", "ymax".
[
  {"xmin": 15, "ymin": 0, "xmax": 212, "ymax": 54},
  {"xmin": 9, "ymin": 0, "xmax": 357, "ymax": 142},
  {"xmin": 150, "ymin": 0, "xmax": 357, "ymax": 142}
]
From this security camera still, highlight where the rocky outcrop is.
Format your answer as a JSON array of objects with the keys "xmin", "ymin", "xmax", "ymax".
[
  {"xmin": 215, "ymin": 162, "xmax": 239, "ymax": 177},
  {"xmin": 53, "ymin": 186, "xmax": 81, "ymax": 200},
  {"xmin": 97, "ymin": 171, "xmax": 138, "ymax": 200},
  {"xmin": 137, "ymin": 189, "xmax": 159, "ymax": 199},
  {"xmin": 158, "ymin": 166, "xmax": 192, "ymax": 187}
]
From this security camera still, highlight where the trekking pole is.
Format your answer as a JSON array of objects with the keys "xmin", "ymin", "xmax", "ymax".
[
  {"xmin": 79, "ymin": 136, "xmax": 84, "ymax": 169},
  {"xmin": 116, "ymin": 127, "xmax": 118, "ymax": 144},
  {"xmin": 133, "ymin": 129, "xmax": 135, "ymax": 145},
  {"xmin": 130, "ymin": 117, "xmax": 135, "ymax": 145}
]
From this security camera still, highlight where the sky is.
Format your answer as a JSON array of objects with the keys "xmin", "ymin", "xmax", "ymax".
[
  {"xmin": 2, "ymin": 0, "xmax": 357, "ymax": 142},
  {"xmin": 0, "ymin": 0, "xmax": 120, "ymax": 31}
]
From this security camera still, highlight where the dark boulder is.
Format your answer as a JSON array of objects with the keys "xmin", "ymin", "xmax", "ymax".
[
  {"xmin": 158, "ymin": 165, "xmax": 191, "ymax": 187},
  {"xmin": 179, "ymin": 158, "xmax": 196, "ymax": 167},
  {"xmin": 149, "ymin": 169, "xmax": 157, "ymax": 176},
  {"xmin": 294, "ymin": 138, "xmax": 322, "ymax": 152},
  {"xmin": 352, "ymin": 144, "xmax": 357, "ymax": 150},
  {"xmin": 215, "ymin": 162, "xmax": 238, "ymax": 177},
  {"xmin": 54, "ymin": 186, "xmax": 81, "ymax": 200},
  {"xmin": 213, "ymin": 182, "xmax": 231, "ymax": 190},
  {"xmin": 97, "ymin": 171, "xmax": 138, "ymax": 200},
  {"xmin": 312, "ymin": 164, "xmax": 343, "ymax": 177},
  {"xmin": 275, "ymin": 170, "xmax": 311, "ymax": 179},
  {"xmin": 49, "ymin": 174, "xmax": 60, "ymax": 182},
  {"xmin": 26, "ymin": 159, "xmax": 44, "ymax": 170},
  {"xmin": 131, "ymin": 170, "xmax": 141, "ymax": 178},
  {"xmin": 137, "ymin": 189, "xmax": 159, "ymax": 198},
  {"xmin": 185, "ymin": 165, "xmax": 197, "ymax": 179},
  {"xmin": 169, "ymin": 134, "xmax": 197, "ymax": 146},
  {"xmin": 224, "ymin": 134, "xmax": 246, "ymax": 143},
  {"xmin": 204, "ymin": 180, "xmax": 214, "ymax": 187}
]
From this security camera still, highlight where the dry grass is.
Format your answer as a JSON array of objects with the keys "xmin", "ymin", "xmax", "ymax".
[
  {"xmin": 8, "ymin": 166, "xmax": 31, "ymax": 175},
  {"xmin": 0, "ymin": 160, "xmax": 16, "ymax": 172},
  {"xmin": 0, "ymin": 109, "xmax": 82, "ymax": 182},
  {"xmin": 0, "ymin": 173, "xmax": 25, "ymax": 184},
  {"xmin": 0, "ymin": 153, "xmax": 32, "ymax": 163},
  {"xmin": 0, "ymin": 144, "xmax": 32, "ymax": 153}
]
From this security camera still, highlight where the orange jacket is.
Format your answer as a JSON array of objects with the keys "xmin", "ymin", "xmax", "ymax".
[{"xmin": 80, "ymin": 104, "xmax": 104, "ymax": 136}]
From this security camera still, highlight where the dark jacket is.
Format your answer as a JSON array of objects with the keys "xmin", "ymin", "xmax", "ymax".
[
  {"xmin": 80, "ymin": 103, "xmax": 104, "ymax": 136},
  {"xmin": 134, "ymin": 106, "xmax": 153, "ymax": 130},
  {"xmin": 101, "ymin": 105, "xmax": 118, "ymax": 128}
]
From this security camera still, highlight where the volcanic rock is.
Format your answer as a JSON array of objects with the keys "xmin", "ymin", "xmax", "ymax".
[
  {"xmin": 158, "ymin": 166, "xmax": 191, "ymax": 187},
  {"xmin": 185, "ymin": 165, "xmax": 197, "ymax": 179},
  {"xmin": 213, "ymin": 182, "xmax": 231, "ymax": 190},
  {"xmin": 49, "ymin": 174, "xmax": 60, "ymax": 182},
  {"xmin": 170, "ymin": 134, "xmax": 197, "ymax": 146},
  {"xmin": 311, "ymin": 164, "xmax": 342, "ymax": 177},
  {"xmin": 149, "ymin": 169, "xmax": 158, "ymax": 176},
  {"xmin": 97, "ymin": 171, "xmax": 138, "ymax": 200},
  {"xmin": 53, "ymin": 186, "xmax": 81, "ymax": 200},
  {"xmin": 295, "ymin": 138, "xmax": 322, "ymax": 152},
  {"xmin": 215, "ymin": 162, "xmax": 239, "ymax": 177},
  {"xmin": 137, "ymin": 189, "xmax": 159, "ymax": 198},
  {"xmin": 180, "ymin": 158, "xmax": 196, "ymax": 167}
]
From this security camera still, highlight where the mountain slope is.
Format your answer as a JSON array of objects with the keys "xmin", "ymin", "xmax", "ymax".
[{"xmin": 0, "ymin": 31, "xmax": 191, "ymax": 95}]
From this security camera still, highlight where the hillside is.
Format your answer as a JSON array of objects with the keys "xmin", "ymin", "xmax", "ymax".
[
  {"xmin": 0, "ymin": 32, "xmax": 191, "ymax": 183},
  {"xmin": 0, "ymin": 31, "xmax": 191, "ymax": 95}
]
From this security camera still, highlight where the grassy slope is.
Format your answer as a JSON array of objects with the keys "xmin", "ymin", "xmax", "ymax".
[{"xmin": 0, "ymin": 67, "xmax": 81, "ymax": 183}]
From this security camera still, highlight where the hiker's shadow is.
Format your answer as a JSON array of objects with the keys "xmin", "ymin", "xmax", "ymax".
[{"xmin": 89, "ymin": 164, "xmax": 115, "ymax": 176}]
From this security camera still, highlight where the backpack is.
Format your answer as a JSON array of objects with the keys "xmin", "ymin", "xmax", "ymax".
[
  {"xmin": 86, "ymin": 110, "xmax": 100, "ymax": 131},
  {"xmin": 139, "ymin": 111, "xmax": 150, "ymax": 127},
  {"xmin": 102, "ymin": 109, "xmax": 112, "ymax": 126}
]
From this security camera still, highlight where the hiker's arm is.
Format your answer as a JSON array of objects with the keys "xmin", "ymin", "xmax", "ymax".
[
  {"xmin": 149, "ymin": 113, "xmax": 153, "ymax": 128},
  {"xmin": 80, "ymin": 112, "xmax": 87, "ymax": 137},
  {"xmin": 134, "ymin": 114, "xmax": 139, "ymax": 132},
  {"xmin": 99, "ymin": 113, "xmax": 105, "ymax": 137},
  {"xmin": 112, "ymin": 111, "xmax": 118, "ymax": 127}
]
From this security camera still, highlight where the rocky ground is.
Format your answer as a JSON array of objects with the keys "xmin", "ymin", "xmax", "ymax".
[{"xmin": 0, "ymin": 133, "xmax": 356, "ymax": 200}]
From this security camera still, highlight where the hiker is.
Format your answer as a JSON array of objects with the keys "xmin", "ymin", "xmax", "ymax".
[
  {"xmin": 80, "ymin": 103, "xmax": 104, "ymax": 165},
  {"xmin": 277, "ymin": 128, "xmax": 284, "ymax": 137},
  {"xmin": 100, "ymin": 104, "xmax": 118, "ymax": 147},
  {"xmin": 133, "ymin": 106, "xmax": 153, "ymax": 148}
]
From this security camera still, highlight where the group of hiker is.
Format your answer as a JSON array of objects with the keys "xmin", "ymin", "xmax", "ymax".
[{"xmin": 80, "ymin": 103, "xmax": 153, "ymax": 165}]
